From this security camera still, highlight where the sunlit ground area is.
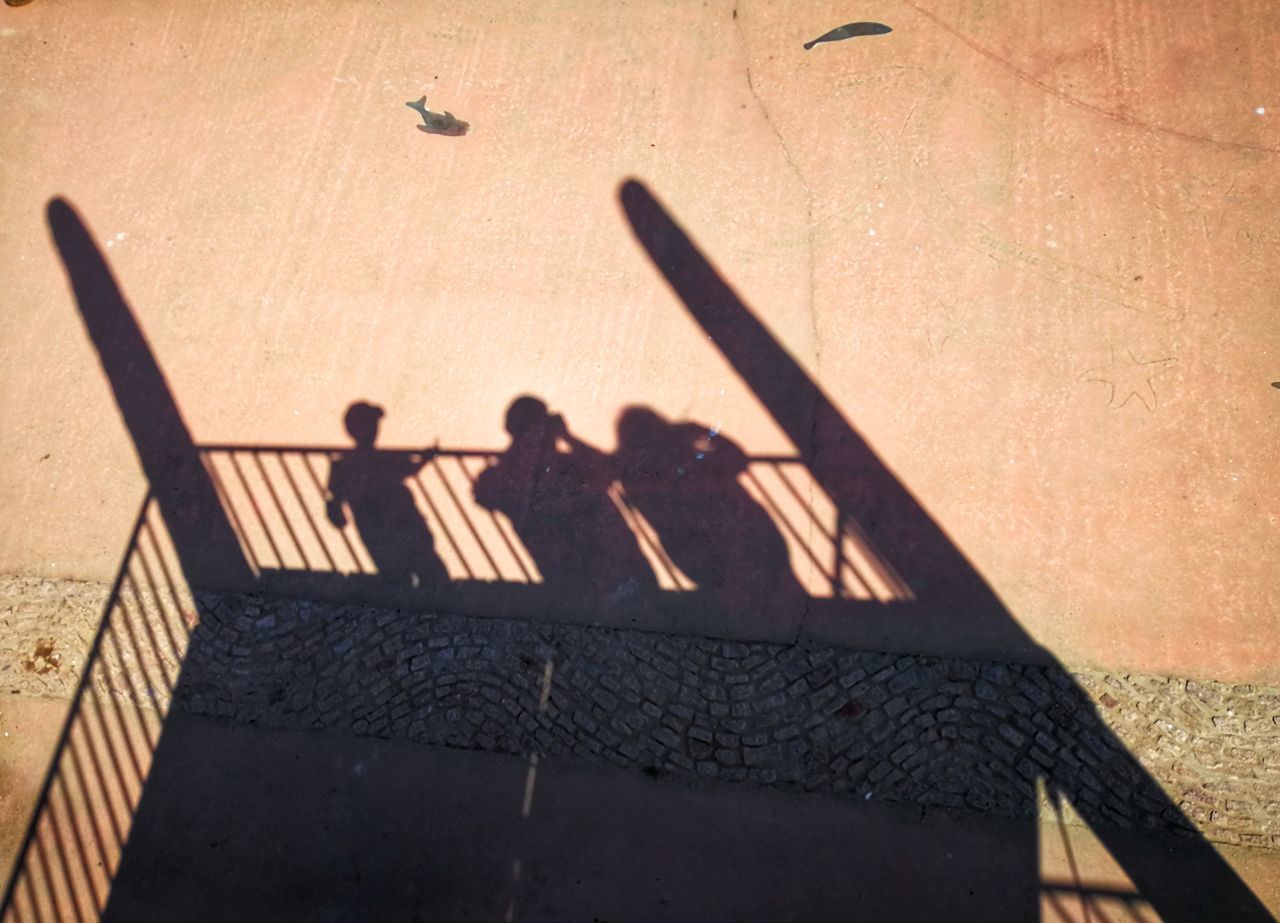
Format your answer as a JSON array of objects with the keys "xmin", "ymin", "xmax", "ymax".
[{"xmin": 1, "ymin": 0, "xmax": 1278, "ymax": 919}]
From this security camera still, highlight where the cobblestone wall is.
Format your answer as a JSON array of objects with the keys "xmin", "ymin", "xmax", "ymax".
[{"xmin": 3, "ymin": 576, "xmax": 1279, "ymax": 849}]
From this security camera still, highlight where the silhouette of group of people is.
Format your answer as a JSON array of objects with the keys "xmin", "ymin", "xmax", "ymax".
[
  {"xmin": 323, "ymin": 396, "xmax": 805, "ymax": 612},
  {"xmin": 43, "ymin": 190, "xmax": 1272, "ymax": 923}
]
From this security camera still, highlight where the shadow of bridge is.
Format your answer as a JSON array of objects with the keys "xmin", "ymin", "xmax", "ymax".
[{"xmin": 0, "ymin": 184, "xmax": 1271, "ymax": 921}]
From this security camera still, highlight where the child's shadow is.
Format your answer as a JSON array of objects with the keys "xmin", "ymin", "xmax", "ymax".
[{"xmin": 326, "ymin": 401, "xmax": 448, "ymax": 589}]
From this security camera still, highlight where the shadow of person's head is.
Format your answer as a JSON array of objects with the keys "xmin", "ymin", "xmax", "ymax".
[
  {"xmin": 616, "ymin": 406, "xmax": 668, "ymax": 451},
  {"xmin": 505, "ymin": 395, "xmax": 568, "ymax": 446},
  {"xmin": 344, "ymin": 401, "xmax": 385, "ymax": 449},
  {"xmin": 505, "ymin": 396, "xmax": 548, "ymax": 435}
]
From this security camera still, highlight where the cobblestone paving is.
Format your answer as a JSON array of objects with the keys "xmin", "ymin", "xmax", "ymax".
[
  {"xmin": 176, "ymin": 593, "xmax": 1280, "ymax": 849},
  {"xmin": 3, "ymin": 577, "xmax": 1279, "ymax": 849}
]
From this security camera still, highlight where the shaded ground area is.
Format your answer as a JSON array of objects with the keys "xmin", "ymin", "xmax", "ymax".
[
  {"xmin": 5, "ymin": 577, "xmax": 1280, "ymax": 918},
  {"xmin": 87, "ymin": 713, "xmax": 1229, "ymax": 922},
  {"xmin": 5, "ymin": 684, "xmax": 1280, "ymax": 921},
  {"xmin": 2, "ymin": 2, "xmax": 1278, "ymax": 917},
  {"xmin": 173, "ymin": 594, "xmax": 1280, "ymax": 850},
  {"xmin": 2, "ymin": 180, "xmax": 1274, "ymax": 921}
]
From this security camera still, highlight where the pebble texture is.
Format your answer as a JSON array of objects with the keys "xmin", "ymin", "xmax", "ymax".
[{"xmin": 3, "ymin": 576, "xmax": 1277, "ymax": 850}]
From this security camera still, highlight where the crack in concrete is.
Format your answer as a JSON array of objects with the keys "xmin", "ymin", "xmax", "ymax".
[
  {"xmin": 731, "ymin": 4, "xmax": 824, "ymax": 645},
  {"xmin": 731, "ymin": 5, "xmax": 818, "ymax": 355}
]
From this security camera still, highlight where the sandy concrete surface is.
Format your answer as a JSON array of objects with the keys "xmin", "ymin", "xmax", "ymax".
[
  {"xmin": 0, "ymin": 697, "xmax": 69, "ymax": 886},
  {"xmin": 0, "ymin": 1, "xmax": 1277, "ymax": 682}
]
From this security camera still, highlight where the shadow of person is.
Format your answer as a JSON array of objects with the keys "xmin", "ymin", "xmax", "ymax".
[
  {"xmin": 474, "ymin": 396, "xmax": 657, "ymax": 604},
  {"xmin": 26, "ymin": 186, "xmax": 1271, "ymax": 923},
  {"xmin": 325, "ymin": 401, "xmax": 448, "ymax": 590},
  {"xmin": 618, "ymin": 178, "xmax": 1273, "ymax": 922},
  {"xmin": 614, "ymin": 407, "xmax": 807, "ymax": 617}
]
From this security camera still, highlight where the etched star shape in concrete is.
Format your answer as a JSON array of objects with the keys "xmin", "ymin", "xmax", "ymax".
[{"xmin": 1080, "ymin": 347, "xmax": 1178, "ymax": 411}]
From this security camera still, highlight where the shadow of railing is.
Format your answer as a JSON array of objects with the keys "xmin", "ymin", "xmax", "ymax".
[
  {"xmin": 1, "ymin": 498, "xmax": 187, "ymax": 922},
  {"xmin": 195, "ymin": 442, "xmax": 1010, "ymax": 661},
  {"xmin": 0, "ymin": 490, "xmax": 1161, "ymax": 923},
  {"xmin": 3, "ymin": 190, "xmax": 1272, "ymax": 922},
  {"xmin": 1040, "ymin": 882, "xmax": 1154, "ymax": 922},
  {"xmin": 199, "ymin": 444, "xmax": 909, "ymax": 604},
  {"xmin": 0, "ymin": 442, "xmax": 918, "ymax": 921}
]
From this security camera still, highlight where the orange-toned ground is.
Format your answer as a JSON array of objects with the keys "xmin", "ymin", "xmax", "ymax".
[{"xmin": 1, "ymin": 0, "xmax": 1277, "ymax": 681}]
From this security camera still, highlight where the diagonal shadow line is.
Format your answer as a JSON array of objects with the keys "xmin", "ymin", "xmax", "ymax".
[
  {"xmin": 412, "ymin": 470, "xmax": 474, "ymax": 580},
  {"xmin": 228, "ymin": 452, "xmax": 286, "ymax": 570},
  {"xmin": 73, "ymin": 697, "xmax": 127, "ymax": 852},
  {"xmin": 135, "ymin": 521, "xmax": 192, "ymax": 664},
  {"xmin": 57, "ymin": 757, "xmax": 108, "ymax": 915},
  {"xmin": 618, "ymin": 179, "xmax": 1006, "ymax": 624},
  {"xmin": 202, "ymin": 454, "xmax": 264, "ymax": 574},
  {"xmin": 451, "ymin": 455, "xmax": 536, "ymax": 583},
  {"xmin": 741, "ymin": 467, "xmax": 837, "ymax": 586},
  {"xmin": 617, "ymin": 177, "xmax": 1273, "ymax": 923},
  {"xmin": 299, "ymin": 452, "xmax": 366, "ymax": 571},
  {"xmin": 274, "ymin": 453, "xmax": 340, "ymax": 571},
  {"xmin": 47, "ymin": 777, "xmax": 94, "ymax": 922},
  {"xmin": 45, "ymin": 198, "xmax": 252, "ymax": 593},
  {"xmin": 0, "ymin": 494, "xmax": 150, "ymax": 915},
  {"xmin": 249, "ymin": 453, "xmax": 311, "ymax": 569},
  {"xmin": 38, "ymin": 789, "xmax": 83, "ymax": 923},
  {"xmin": 11, "ymin": 193, "xmax": 1271, "ymax": 922},
  {"xmin": 430, "ymin": 455, "xmax": 504, "ymax": 579},
  {"xmin": 2, "ymin": 199, "xmax": 259, "ymax": 919},
  {"xmin": 61, "ymin": 737, "xmax": 113, "ymax": 906}
]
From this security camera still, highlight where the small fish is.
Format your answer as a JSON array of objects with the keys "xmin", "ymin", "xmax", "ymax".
[
  {"xmin": 803, "ymin": 21, "xmax": 892, "ymax": 50},
  {"xmin": 406, "ymin": 96, "xmax": 469, "ymax": 136}
]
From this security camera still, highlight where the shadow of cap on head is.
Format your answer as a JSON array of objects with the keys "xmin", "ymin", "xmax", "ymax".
[{"xmin": 344, "ymin": 401, "xmax": 385, "ymax": 441}]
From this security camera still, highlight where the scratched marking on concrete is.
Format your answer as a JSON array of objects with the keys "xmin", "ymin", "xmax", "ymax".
[
  {"xmin": 1079, "ymin": 347, "xmax": 1178, "ymax": 411},
  {"xmin": 886, "ymin": 65, "xmax": 1188, "ymax": 323},
  {"xmin": 896, "ymin": 0, "xmax": 1278, "ymax": 156}
]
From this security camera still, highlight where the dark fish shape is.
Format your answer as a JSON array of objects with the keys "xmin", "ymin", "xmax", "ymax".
[
  {"xmin": 406, "ymin": 96, "xmax": 469, "ymax": 136},
  {"xmin": 803, "ymin": 22, "xmax": 892, "ymax": 50}
]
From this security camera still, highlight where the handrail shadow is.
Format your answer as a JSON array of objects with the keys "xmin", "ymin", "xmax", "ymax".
[{"xmin": 0, "ymin": 193, "xmax": 1271, "ymax": 921}]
